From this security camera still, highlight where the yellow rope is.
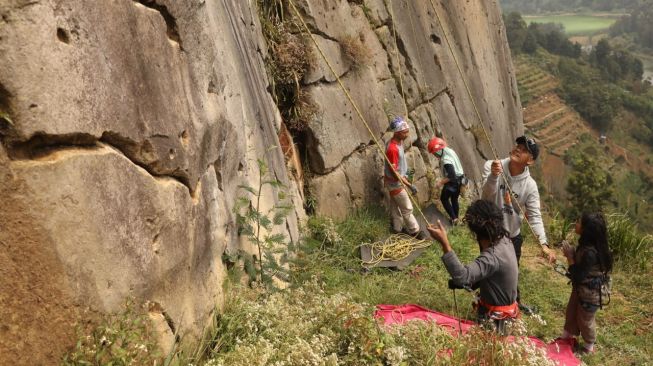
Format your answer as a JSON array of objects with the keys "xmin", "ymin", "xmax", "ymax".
[
  {"xmin": 425, "ymin": 0, "xmax": 545, "ymax": 247},
  {"xmin": 287, "ymin": 0, "xmax": 431, "ymax": 227},
  {"xmin": 362, "ymin": 234, "xmax": 431, "ymax": 267}
]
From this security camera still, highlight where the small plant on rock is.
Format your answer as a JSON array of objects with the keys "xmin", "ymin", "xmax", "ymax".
[
  {"xmin": 340, "ymin": 33, "xmax": 372, "ymax": 72},
  {"xmin": 257, "ymin": 2, "xmax": 318, "ymax": 133}
]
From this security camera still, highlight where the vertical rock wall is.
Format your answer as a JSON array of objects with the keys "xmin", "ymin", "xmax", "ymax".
[
  {"xmin": 0, "ymin": 0, "xmax": 521, "ymax": 363},
  {"xmin": 298, "ymin": 0, "xmax": 522, "ymax": 218},
  {"xmin": 0, "ymin": 0, "xmax": 302, "ymax": 363}
]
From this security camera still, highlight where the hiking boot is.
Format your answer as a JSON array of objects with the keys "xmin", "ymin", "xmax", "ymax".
[
  {"xmin": 409, "ymin": 230, "xmax": 428, "ymax": 241},
  {"xmin": 518, "ymin": 303, "xmax": 537, "ymax": 316},
  {"xmin": 389, "ymin": 223, "xmax": 404, "ymax": 234}
]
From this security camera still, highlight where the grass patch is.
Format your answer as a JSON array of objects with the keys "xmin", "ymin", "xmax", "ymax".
[
  {"xmin": 523, "ymin": 14, "xmax": 619, "ymax": 36},
  {"xmin": 289, "ymin": 206, "xmax": 653, "ymax": 365},
  {"xmin": 65, "ymin": 206, "xmax": 653, "ymax": 365}
]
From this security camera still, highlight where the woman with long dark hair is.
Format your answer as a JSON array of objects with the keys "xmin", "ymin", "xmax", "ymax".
[{"xmin": 560, "ymin": 212, "xmax": 613, "ymax": 354}]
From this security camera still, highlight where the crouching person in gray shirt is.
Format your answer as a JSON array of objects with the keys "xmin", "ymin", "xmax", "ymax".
[{"xmin": 427, "ymin": 200, "xmax": 519, "ymax": 332}]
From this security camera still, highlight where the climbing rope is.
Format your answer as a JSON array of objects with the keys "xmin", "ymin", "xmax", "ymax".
[
  {"xmin": 361, "ymin": 234, "xmax": 430, "ymax": 267},
  {"xmin": 286, "ymin": 0, "xmax": 431, "ymax": 227},
  {"xmin": 425, "ymin": 0, "xmax": 548, "ymax": 250},
  {"xmin": 287, "ymin": 0, "xmax": 550, "ymax": 260}
]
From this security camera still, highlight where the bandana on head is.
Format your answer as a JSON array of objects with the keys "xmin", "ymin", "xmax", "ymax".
[{"xmin": 391, "ymin": 117, "xmax": 409, "ymax": 133}]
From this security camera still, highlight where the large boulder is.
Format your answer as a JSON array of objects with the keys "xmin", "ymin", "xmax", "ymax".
[{"xmin": 0, "ymin": 0, "xmax": 302, "ymax": 363}]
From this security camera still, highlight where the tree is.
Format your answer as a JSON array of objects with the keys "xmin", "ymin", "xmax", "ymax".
[
  {"xmin": 558, "ymin": 58, "xmax": 620, "ymax": 131},
  {"xmin": 504, "ymin": 12, "xmax": 528, "ymax": 52},
  {"xmin": 592, "ymin": 39, "xmax": 611, "ymax": 65},
  {"xmin": 609, "ymin": 2, "xmax": 653, "ymax": 49},
  {"xmin": 566, "ymin": 153, "xmax": 613, "ymax": 218},
  {"xmin": 234, "ymin": 157, "xmax": 294, "ymax": 288},
  {"xmin": 522, "ymin": 29, "xmax": 538, "ymax": 54}
]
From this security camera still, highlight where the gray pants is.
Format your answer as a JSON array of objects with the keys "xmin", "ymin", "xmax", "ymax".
[
  {"xmin": 386, "ymin": 189, "xmax": 419, "ymax": 234},
  {"xmin": 564, "ymin": 289, "xmax": 597, "ymax": 344}
]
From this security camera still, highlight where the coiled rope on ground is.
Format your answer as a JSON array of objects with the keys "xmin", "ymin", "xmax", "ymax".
[{"xmin": 361, "ymin": 234, "xmax": 431, "ymax": 267}]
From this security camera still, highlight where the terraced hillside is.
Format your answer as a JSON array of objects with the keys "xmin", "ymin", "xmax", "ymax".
[
  {"xmin": 523, "ymin": 92, "xmax": 590, "ymax": 156},
  {"xmin": 514, "ymin": 58, "xmax": 558, "ymax": 105},
  {"xmin": 514, "ymin": 56, "xmax": 590, "ymax": 156}
]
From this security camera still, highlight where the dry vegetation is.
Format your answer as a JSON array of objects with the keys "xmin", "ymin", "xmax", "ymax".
[{"xmin": 339, "ymin": 33, "xmax": 373, "ymax": 72}]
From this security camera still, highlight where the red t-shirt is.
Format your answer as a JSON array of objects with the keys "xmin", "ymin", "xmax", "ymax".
[{"xmin": 385, "ymin": 140, "xmax": 403, "ymax": 196}]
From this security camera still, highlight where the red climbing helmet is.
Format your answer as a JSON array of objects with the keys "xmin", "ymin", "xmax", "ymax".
[{"xmin": 428, "ymin": 137, "xmax": 447, "ymax": 154}]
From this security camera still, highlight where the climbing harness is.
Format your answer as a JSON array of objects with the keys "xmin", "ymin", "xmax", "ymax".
[{"xmin": 475, "ymin": 299, "xmax": 520, "ymax": 321}]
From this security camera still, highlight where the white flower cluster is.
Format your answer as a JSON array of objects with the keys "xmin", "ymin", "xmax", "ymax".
[
  {"xmin": 311, "ymin": 217, "xmax": 343, "ymax": 247},
  {"xmin": 384, "ymin": 345, "xmax": 408, "ymax": 366}
]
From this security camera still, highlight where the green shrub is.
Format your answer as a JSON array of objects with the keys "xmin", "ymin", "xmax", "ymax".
[
  {"xmin": 607, "ymin": 213, "xmax": 653, "ymax": 268},
  {"xmin": 546, "ymin": 211, "xmax": 575, "ymax": 246},
  {"xmin": 306, "ymin": 216, "xmax": 343, "ymax": 249},
  {"xmin": 234, "ymin": 158, "xmax": 294, "ymax": 288}
]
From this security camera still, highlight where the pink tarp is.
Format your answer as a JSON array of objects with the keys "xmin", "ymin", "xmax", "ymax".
[{"xmin": 375, "ymin": 304, "xmax": 580, "ymax": 366}]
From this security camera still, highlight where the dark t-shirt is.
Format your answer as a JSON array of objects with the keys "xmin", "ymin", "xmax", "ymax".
[{"xmin": 441, "ymin": 237, "xmax": 519, "ymax": 306}]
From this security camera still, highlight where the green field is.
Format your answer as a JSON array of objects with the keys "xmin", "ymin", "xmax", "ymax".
[{"xmin": 524, "ymin": 14, "xmax": 619, "ymax": 35}]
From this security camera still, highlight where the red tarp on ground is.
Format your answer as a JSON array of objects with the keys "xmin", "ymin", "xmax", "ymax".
[{"xmin": 375, "ymin": 304, "xmax": 580, "ymax": 366}]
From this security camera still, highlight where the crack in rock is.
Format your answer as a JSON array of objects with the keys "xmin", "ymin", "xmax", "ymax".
[
  {"xmin": 134, "ymin": 0, "xmax": 182, "ymax": 49},
  {"xmin": 0, "ymin": 131, "xmax": 195, "ymax": 193}
]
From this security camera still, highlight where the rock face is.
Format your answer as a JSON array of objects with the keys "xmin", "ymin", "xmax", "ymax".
[
  {"xmin": 299, "ymin": 0, "xmax": 522, "ymax": 219},
  {"xmin": 0, "ymin": 0, "xmax": 521, "ymax": 363},
  {"xmin": 0, "ymin": 1, "xmax": 301, "ymax": 363}
]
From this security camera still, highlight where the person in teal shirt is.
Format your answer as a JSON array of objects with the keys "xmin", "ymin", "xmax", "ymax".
[{"xmin": 428, "ymin": 137, "xmax": 465, "ymax": 225}]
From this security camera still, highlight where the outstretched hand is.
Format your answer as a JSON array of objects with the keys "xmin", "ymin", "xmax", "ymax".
[
  {"xmin": 561, "ymin": 240, "xmax": 575, "ymax": 260},
  {"xmin": 427, "ymin": 220, "xmax": 448, "ymax": 243},
  {"xmin": 428, "ymin": 220, "xmax": 452, "ymax": 253},
  {"xmin": 541, "ymin": 245, "xmax": 557, "ymax": 263}
]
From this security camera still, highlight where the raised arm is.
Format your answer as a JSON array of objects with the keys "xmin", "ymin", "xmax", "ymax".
[{"xmin": 481, "ymin": 160, "xmax": 499, "ymax": 201}]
